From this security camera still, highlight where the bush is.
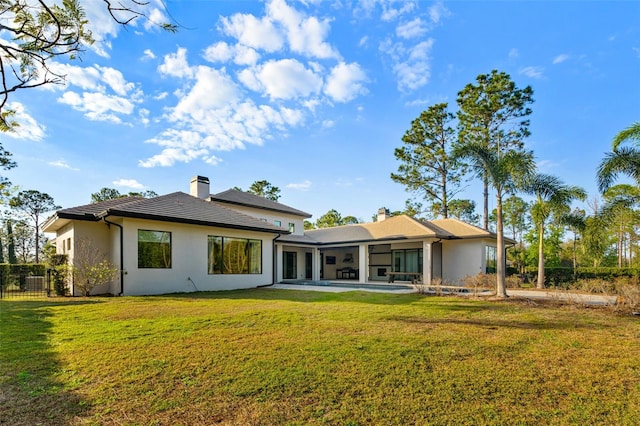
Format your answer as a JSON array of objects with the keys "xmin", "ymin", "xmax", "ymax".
[
  {"xmin": 0, "ymin": 263, "xmax": 46, "ymax": 289},
  {"xmin": 48, "ymin": 254, "xmax": 69, "ymax": 296}
]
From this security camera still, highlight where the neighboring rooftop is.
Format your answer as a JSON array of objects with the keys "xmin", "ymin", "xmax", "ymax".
[{"xmin": 211, "ymin": 189, "xmax": 312, "ymax": 218}]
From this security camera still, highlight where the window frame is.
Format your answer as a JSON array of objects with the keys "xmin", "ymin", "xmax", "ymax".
[
  {"xmin": 138, "ymin": 229, "xmax": 172, "ymax": 269},
  {"xmin": 208, "ymin": 235, "xmax": 262, "ymax": 275}
]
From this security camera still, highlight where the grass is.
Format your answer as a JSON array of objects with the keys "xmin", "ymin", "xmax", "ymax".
[{"xmin": 1, "ymin": 289, "xmax": 639, "ymax": 425}]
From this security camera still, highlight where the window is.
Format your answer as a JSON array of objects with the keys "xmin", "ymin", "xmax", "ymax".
[
  {"xmin": 274, "ymin": 220, "xmax": 282, "ymax": 227},
  {"xmin": 392, "ymin": 249, "xmax": 423, "ymax": 281},
  {"xmin": 138, "ymin": 230, "xmax": 171, "ymax": 268},
  {"xmin": 66, "ymin": 238, "xmax": 71, "ymax": 251},
  {"xmin": 288, "ymin": 222, "xmax": 295, "ymax": 233},
  {"xmin": 208, "ymin": 236, "xmax": 262, "ymax": 274},
  {"xmin": 485, "ymin": 246, "xmax": 497, "ymax": 273}
]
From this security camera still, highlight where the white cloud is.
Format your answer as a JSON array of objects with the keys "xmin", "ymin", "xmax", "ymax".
[
  {"xmin": 154, "ymin": 92, "xmax": 168, "ymax": 100},
  {"xmin": 267, "ymin": 0, "xmax": 340, "ymax": 59},
  {"xmin": 380, "ymin": 2, "xmax": 416, "ymax": 21},
  {"xmin": 219, "ymin": 12, "xmax": 284, "ymax": 52},
  {"xmin": 2, "ymin": 102, "xmax": 46, "ymax": 141},
  {"xmin": 203, "ymin": 42, "xmax": 260, "ymax": 65},
  {"xmin": 519, "ymin": 66, "xmax": 544, "ymax": 79},
  {"xmin": 509, "ymin": 48, "xmax": 519, "ymax": 59},
  {"xmin": 324, "ymin": 62, "xmax": 368, "ymax": 102},
  {"xmin": 390, "ymin": 39, "xmax": 435, "ymax": 92},
  {"xmin": 172, "ymin": 67, "xmax": 239, "ymax": 117},
  {"xmin": 142, "ymin": 49, "xmax": 156, "ymax": 60},
  {"xmin": 58, "ymin": 91, "xmax": 135, "ymax": 123},
  {"xmin": 99, "ymin": 66, "xmax": 136, "ymax": 96},
  {"xmin": 113, "ymin": 178, "xmax": 146, "ymax": 189},
  {"xmin": 396, "ymin": 18, "xmax": 427, "ymax": 39},
  {"xmin": 552, "ymin": 54, "xmax": 570, "ymax": 64},
  {"xmin": 246, "ymin": 59, "xmax": 323, "ymax": 100},
  {"xmin": 144, "ymin": 7, "xmax": 170, "ymax": 32},
  {"xmin": 139, "ymin": 147, "xmax": 210, "ymax": 168},
  {"xmin": 358, "ymin": 36, "xmax": 369, "ymax": 47},
  {"xmin": 203, "ymin": 42, "xmax": 234, "ymax": 63},
  {"xmin": 321, "ymin": 120, "xmax": 334, "ymax": 128},
  {"xmin": 48, "ymin": 160, "xmax": 79, "ymax": 171},
  {"xmin": 158, "ymin": 47, "xmax": 194, "ymax": 78},
  {"xmin": 428, "ymin": 2, "xmax": 450, "ymax": 24},
  {"xmin": 286, "ymin": 180, "xmax": 312, "ymax": 190}
]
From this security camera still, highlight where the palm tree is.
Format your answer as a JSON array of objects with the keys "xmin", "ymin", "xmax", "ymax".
[
  {"xmin": 454, "ymin": 144, "xmax": 535, "ymax": 297},
  {"xmin": 597, "ymin": 122, "xmax": 640, "ymax": 192},
  {"xmin": 524, "ymin": 174, "xmax": 587, "ymax": 289}
]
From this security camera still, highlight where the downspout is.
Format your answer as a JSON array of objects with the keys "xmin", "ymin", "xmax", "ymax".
[
  {"xmin": 271, "ymin": 233, "xmax": 282, "ymax": 286},
  {"xmin": 102, "ymin": 216, "xmax": 124, "ymax": 296}
]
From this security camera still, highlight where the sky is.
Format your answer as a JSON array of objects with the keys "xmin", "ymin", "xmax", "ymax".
[{"xmin": 2, "ymin": 0, "xmax": 639, "ymax": 223}]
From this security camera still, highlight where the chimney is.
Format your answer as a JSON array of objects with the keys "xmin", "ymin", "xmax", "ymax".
[
  {"xmin": 190, "ymin": 176, "xmax": 210, "ymax": 199},
  {"xmin": 377, "ymin": 207, "xmax": 390, "ymax": 222}
]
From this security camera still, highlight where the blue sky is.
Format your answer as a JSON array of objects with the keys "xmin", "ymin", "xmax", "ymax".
[{"xmin": 3, "ymin": 0, "xmax": 639, "ymax": 222}]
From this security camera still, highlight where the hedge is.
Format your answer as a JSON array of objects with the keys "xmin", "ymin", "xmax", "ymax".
[
  {"xmin": 0, "ymin": 263, "xmax": 47, "ymax": 287},
  {"xmin": 528, "ymin": 267, "xmax": 640, "ymax": 286}
]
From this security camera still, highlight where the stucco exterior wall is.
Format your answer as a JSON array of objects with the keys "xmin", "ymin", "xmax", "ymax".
[
  {"xmin": 56, "ymin": 221, "xmax": 111, "ymax": 296},
  {"xmin": 120, "ymin": 218, "xmax": 277, "ymax": 296},
  {"xmin": 217, "ymin": 204, "xmax": 306, "ymax": 235},
  {"xmin": 441, "ymin": 239, "xmax": 493, "ymax": 285}
]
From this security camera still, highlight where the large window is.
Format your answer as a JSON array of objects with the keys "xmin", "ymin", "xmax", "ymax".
[
  {"xmin": 138, "ymin": 230, "xmax": 171, "ymax": 268},
  {"xmin": 392, "ymin": 249, "xmax": 423, "ymax": 281},
  {"xmin": 485, "ymin": 246, "xmax": 497, "ymax": 273},
  {"xmin": 208, "ymin": 236, "xmax": 262, "ymax": 274}
]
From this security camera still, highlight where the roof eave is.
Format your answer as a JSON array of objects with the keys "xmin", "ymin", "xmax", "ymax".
[{"xmin": 103, "ymin": 209, "xmax": 290, "ymax": 235}]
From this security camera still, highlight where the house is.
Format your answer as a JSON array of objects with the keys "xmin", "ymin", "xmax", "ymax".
[{"xmin": 43, "ymin": 176, "xmax": 509, "ymax": 296}]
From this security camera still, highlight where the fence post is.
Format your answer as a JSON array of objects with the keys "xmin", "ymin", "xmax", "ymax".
[{"xmin": 46, "ymin": 268, "xmax": 51, "ymax": 297}]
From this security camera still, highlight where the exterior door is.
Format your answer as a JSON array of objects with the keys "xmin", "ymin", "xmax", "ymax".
[
  {"xmin": 284, "ymin": 251, "xmax": 297, "ymax": 279},
  {"xmin": 305, "ymin": 252, "xmax": 313, "ymax": 279}
]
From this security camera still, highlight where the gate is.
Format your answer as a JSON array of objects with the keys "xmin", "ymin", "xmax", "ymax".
[{"xmin": 0, "ymin": 270, "xmax": 51, "ymax": 299}]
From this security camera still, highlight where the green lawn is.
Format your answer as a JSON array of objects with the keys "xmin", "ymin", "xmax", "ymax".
[{"xmin": 1, "ymin": 289, "xmax": 639, "ymax": 425}]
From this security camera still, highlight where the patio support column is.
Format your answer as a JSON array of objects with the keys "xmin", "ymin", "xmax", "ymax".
[
  {"xmin": 313, "ymin": 247, "xmax": 321, "ymax": 281},
  {"xmin": 358, "ymin": 244, "xmax": 367, "ymax": 283},
  {"xmin": 275, "ymin": 244, "xmax": 283, "ymax": 282},
  {"xmin": 422, "ymin": 241, "xmax": 432, "ymax": 285}
]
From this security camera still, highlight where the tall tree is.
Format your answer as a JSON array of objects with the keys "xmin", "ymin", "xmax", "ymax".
[
  {"xmin": 597, "ymin": 122, "xmax": 640, "ymax": 192},
  {"xmin": 6, "ymin": 219, "xmax": 16, "ymax": 264},
  {"xmin": 457, "ymin": 70, "xmax": 534, "ymax": 229},
  {"xmin": 524, "ymin": 174, "xmax": 586, "ymax": 289},
  {"xmin": 454, "ymin": 143, "xmax": 535, "ymax": 297},
  {"xmin": 315, "ymin": 209, "xmax": 343, "ymax": 228},
  {"xmin": 0, "ymin": 0, "xmax": 176, "ymax": 126},
  {"xmin": 562, "ymin": 208, "xmax": 586, "ymax": 276},
  {"xmin": 601, "ymin": 184, "xmax": 640, "ymax": 267},
  {"xmin": 90, "ymin": 187, "xmax": 157, "ymax": 203},
  {"xmin": 9, "ymin": 190, "xmax": 59, "ymax": 262},
  {"xmin": 391, "ymin": 103, "xmax": 465, "ymax": 218},
  {"xmin": 247, "ymin": 180, "xmax": 281, "ymax": 201},
  {"xmin": 431, "ymin": 199, "xmax": 479, "ymax": 224}
]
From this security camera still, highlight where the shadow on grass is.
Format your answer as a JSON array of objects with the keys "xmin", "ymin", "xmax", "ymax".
[
  {"xmin": 383, "ymin": 314, "xmax": 604, "ymax": 330},
  {"xmin": 156, "ymin": 287, "xmax": 523, "ymax": 314},
  {"xmin": 0, "ymin": 299, "xmax": 101, "ymax": 424}
]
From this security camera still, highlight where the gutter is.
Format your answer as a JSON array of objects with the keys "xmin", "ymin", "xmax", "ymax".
[
  {"xmin": 270, "ymin": 233, "xmax": 283, "ymax": 286},
  {"xmin": 102, "ymin": 216, "xmax": 125, "ymax": 296}
]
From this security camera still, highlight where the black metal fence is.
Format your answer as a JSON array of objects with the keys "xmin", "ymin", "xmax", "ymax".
[{"xmin": 0, "ymin": 270, "xmax": 51, "ymax": 299}]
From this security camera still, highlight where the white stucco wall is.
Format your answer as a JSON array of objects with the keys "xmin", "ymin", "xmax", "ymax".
[
  {"xmin": 218, "ymin": 204, "xmax": 306, "ymax": 235},
  {"xmin": 441, "ymin": 239, "xmax": 493, "ymax": 285},
  {"xmin": 56, "ymin": 221, "xmax": 112, "ymax": 296},
  {"xmin": 120, "ymin": 218, "xmax": 277, "ymax": 296}
]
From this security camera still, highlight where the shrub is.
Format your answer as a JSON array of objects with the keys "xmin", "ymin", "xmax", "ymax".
[{"xmin": 48, "ymin": 254, "xmax": 69, "ymax": 296}]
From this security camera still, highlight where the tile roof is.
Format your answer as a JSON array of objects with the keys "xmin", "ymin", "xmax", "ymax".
[
  {"xmin": 302, "ymin": 215, "xmax": 451, "ymax": 245},
  {"xmin": 211, "ymin": 189, "xmax": 312, "ymax": 218},
  {"xmin": 280, "ymin": 216, "xmax": 510, "ymax": 245},
  {"xmin": 45, "ymin": 192, "xmax": 287, "ymax": 234}
]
